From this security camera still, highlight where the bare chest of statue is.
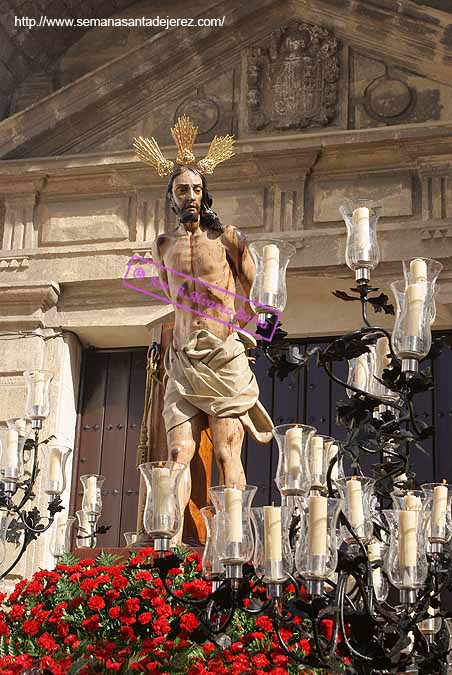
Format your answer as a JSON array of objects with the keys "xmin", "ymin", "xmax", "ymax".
[{"xmin": 163, "ymin": 229, "xmax": 235, "ymax": 294}]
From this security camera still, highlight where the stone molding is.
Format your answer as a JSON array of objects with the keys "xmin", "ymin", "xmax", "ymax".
[{"xmin": 1, "ymin": 0, "xmax": 452, "ymax": 159}]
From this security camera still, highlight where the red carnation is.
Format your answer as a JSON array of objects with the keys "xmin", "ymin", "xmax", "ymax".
[
  {"xmin": 138, "ymin": 612, "xmax": 153, "ymax": 625},
  {"xmin": 299, "ymin": 638, "xmax": 311, "ymax": 655},
  {"xmin": 22, "ymin": 619, "xmax": 40, "ymax": 636},
  {"xmin": 106, "ymin": 589, "xmax": 120, "ymax": 602},
  {"xmin": 82, "ymin": 613, "xmax": 100, "ymax": 631},
  {"xmin": 109, "ymin": 606, "xmax": 121, "ymax": 619},
  {"xmin": 180, "ymin": 612, "xmax": 199, "ymax": 633},
  {"xmin": 320, "ymin": 618, "xmax": 334, "ymax": 641},
  {"xmin": 141, "ymin": 586, "xmax": 158, "ymax": 600},
  {"xmin": 113, "ymin": 576, "xmax": 129, "ymax": 590},
  {"xmin": 135, "ymin": 570, "xmax": 153, "ymax": 582},
  {"xmin": 10, "ymin": 604, "xmax": 25, "ymax": 620},
  {"xmin": 152, "ymin": 617, "xmax": 171, "ymax": 636},
  {"xmin": 37, "ymin": 632, "xmax": 58, "ymax": 652},
  {"xmin": 125, "ymin": 597, "xmax": 141, "ymax": 614},
  {"xmin": 87, "ymin": 595, "xmax": 106, "ymax": 611},
  {"xmin": 252, "ymin": 654, "xmax": 270, "ymax": 669},
  {"xmin": 255, "ymin": 615, "xmax": 273, "ymax": 632}
]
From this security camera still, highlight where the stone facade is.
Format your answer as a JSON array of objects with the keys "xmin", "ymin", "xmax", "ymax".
[{"xmin": 1, "ymin": 0, "xmax": 452, "ymax": 582}]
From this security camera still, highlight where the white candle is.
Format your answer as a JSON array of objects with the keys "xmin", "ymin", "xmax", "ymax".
[
  {"xmin": 77, "ymin": 510, "xmax": 90, "ymax": 536},
  {"xmin": 56, "ymin": 516, "xmax": 67, "ymax": 548},
  {"xmin": 86, "ymin": 476, "xmax": 97, "ymax": 505},
  {"xmin": 410, "ymin": 258, "xmax": 427, "ymax": 284},
  {"xmin": 375, "ymin": 337, "xmax": 391, "ymax": 375},
  {"xmin": 368, "ymin": 541, "xmax": 382, "ymax": 591},
  {"xmin": 262, "ymin": 244, "xmax": 279, "ymax": 295},
  {"xmin": 347, "ymin": 478, "xmax": 364, "ymax": 532},
  {"xmin": 432, "ymin": 484, "xmax": 448, "ymax": 529},
  {"xmin": 152, "ymin": 467, "xmax": 171, "ymax": 515},
  {"xmin": 354, "ymin": 354, "xmax": 368, "ymax": 390},
  {"xmin": 329, "ymin": 443, "xmax": 339, "ymax": 482},
  {"xmin": 308, "ymin": 495, "xmax": 328, "ymax": 556},
  {"xmin": 405, "ymin": 283, "xmax": 425, "ymax": 337},
  {"xmin": 285, "ymin": 426, "xmax": 302, "ymax": 476},
  {"xmin": 225, "ymin": 487, "xmax": 242, "ymax": 543},
  {"xmin": 310, "ymin": 436, "xmax": 323, "ymax": 476},
  {"xmin": 352, "ymin": 207, "xmax": 370, "ymax": 251},
  {"xmin": 48, "ymin": 447, "xmax": 61, "ymax": 483},
  {"xmin": 31, "ymin": 371, "xmax": 45, "ymax": 408},
  {"xmin": 15, "ymin": 419, "xmax": 27, "ymax": 437},
  {"xmin": 404, "ymin": 493, "xmax": 421, "ymax": 511},
  {"xmin": 368, "ymin": 541, "xmax": 381, "ymax": 562},
  {"xmin": 4, "ymin": 430, "xmax": 19, "ymax": 469},
  {"xmin": 263, "ymin": 506, "xmax": 282, "ymax": 561},
  {"xmin": 399, "ymin": 510, "xmax": 417, "ymax": 567}
]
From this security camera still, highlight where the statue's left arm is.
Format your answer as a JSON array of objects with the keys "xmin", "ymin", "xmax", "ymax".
[{"xmin": 221, "ymin": 225, "xmax": 256, "ymax": 326}]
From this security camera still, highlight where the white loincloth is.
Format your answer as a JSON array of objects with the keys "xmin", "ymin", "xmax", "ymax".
[{"xmin": 163, "ymin": 329, "xmax": 273, "ymax": 444}]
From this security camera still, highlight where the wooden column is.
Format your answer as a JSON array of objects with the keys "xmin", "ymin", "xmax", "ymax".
[{"xmin": 142, "ymin": 322, "xmax": 212, "ymax": 544}]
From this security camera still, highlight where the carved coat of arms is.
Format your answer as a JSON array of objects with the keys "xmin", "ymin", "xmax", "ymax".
[{"xmin": 247, "ymin": 21, "xmax": 339, "ymax": 131}]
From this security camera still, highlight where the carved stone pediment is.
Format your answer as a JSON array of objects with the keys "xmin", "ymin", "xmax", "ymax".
[{"xmin": 247, "ymin": 20, "xmax": 339, "ymax": 132}]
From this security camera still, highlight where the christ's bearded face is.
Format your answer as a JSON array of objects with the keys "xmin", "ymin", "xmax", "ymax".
[{"xmin": 170, "ymin": 169, "xmax": 203, "ymax": 224}]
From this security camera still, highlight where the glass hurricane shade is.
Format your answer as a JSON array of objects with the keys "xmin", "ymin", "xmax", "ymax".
[
  {"xmin": 208, "ymin": 484, "xmax": 257, "ymax": 565},
  {"xmin": 42, "ymin": 445, "xmax": 72, "ymax": 495},
  {"xmin": 390, "ymin": 279, "xmax": 434, "ymax": 361},
  {"xmin": 340, "ymin": 199, "xmax": 381, "ymax": 273},
  {"xmin": 23, "ymin": 370, "xmax": 53, "ymax": 420},
  {"xmin": 80, "ymin": 474, "xmax": 106, "ymax": 516},
  {"xmin": 248, "ymin": 240, "xmax": 296, "ymax": 313},
  {"xmin": 139, "ymin": 461, "xmax": 185, "ymax": 538}
]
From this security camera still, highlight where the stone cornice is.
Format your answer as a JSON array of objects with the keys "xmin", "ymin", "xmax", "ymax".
[
  {"xmin": 0, "ymin": 124, "xmax": 452, "ymax": 194},
  {"xmin": 0, "ymin": 281, "xmax": 60, "ymax": 312},
  {"xmin": 0, "ymin": 0, "xmax": 451, "ymax": 159}
]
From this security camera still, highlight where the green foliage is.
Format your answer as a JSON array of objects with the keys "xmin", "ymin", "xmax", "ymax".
[
  {"xmin": 95, "ymin": 550, "xmax": 123, "ymax": 567},
  {"xmin": 58, "ymin": 551, "xmax": 81, "ymax": 566}
]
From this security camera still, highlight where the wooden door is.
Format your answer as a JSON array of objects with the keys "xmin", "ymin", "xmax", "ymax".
[{"xmin": 70, "ymin": 348, "xmax": 146, "ymax": 548}]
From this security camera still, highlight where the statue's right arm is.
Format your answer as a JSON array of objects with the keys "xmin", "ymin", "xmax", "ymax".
[{"xmin": 151, "ymin": 236, "xmax": 171, "ymax": 300}]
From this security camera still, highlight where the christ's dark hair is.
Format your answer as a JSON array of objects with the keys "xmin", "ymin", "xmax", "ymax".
[{"xmin": 166, "ymin": 165, "xmax": 225, "ymax": 234}]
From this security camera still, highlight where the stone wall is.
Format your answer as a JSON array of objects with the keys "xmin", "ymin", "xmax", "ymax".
[{"xmin": 1, "ymin": 0, "xmax": 452, "ymax": 581}]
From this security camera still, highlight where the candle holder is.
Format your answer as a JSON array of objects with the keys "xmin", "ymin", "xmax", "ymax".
[
  {"xmin": 347, "ymin": 350, "xmax": 373, "ymax": 397},
  {"xmin": 75, "ymin": 509, "xmax": 97, "ymax": 548},
  {"xmin": 248, "ymin": 239, "xmax": 296, "ymax": 316},
  {"xmin": 252, "ymin": 505, "xmax": 293, "ymax": 583},
  {"xmin": 200, "ymin": 506, "xmax": 225, "ymax": 581},
  {"xmin": 209, "ymin": 484, "xmax": 257, "ymax": 574},
  {"xmin": 335, "ymin": 476, "xmax": 375, "ymax": 544},
  {"xmin": 382, "ymin": 509, "xmax": 430, "ymax": 604},
  {"xmin": 139, "ymin": 461, "xmax": 185, "ymax": 551},
  {"xmin": 368, "ymin": 540, "xmax": 389, "ymax": 603},
  {"xmin": 123, "ymin": 532, "xmax": 138, "ymax": 547},
  {"xmin": 80, "ymin": 474, "xmax": 105, "ymax": 516},
  {"xmin": 307, "ymin": 434, "xmax": 335, "ymax": 490},
  {"xmin": 402, "ymin": 257, "xmax": 442, "ymax": 324},
  {"xmin": 340, "ymin": 198, "xmax": 381, "ymax": 283},
  {"xmin": 390, "ymin": 279, "xmax": 434, "ymax": 375},
  {"xmin": 50, "ymin": 515, "xmax": 76, "ymax": 558},
  {"xmin": 23, "ymin": 370, "xmax": 53, "ymax": 422},
  {"xmin": 273, "ymin": 423, "xmax": 316, "ymax": 496},
  {"xmin": 0, "ymin": 509, "xmax": 13, "ymax": 566},
  {"xmin": 0, "ymin": 425, "xmax": 24, "ymax": 485},
  {"xmin": 390, "ymin": 489, "xmax": 432, "ymax": 513},
  {"xmin": 42, "ymin": 445, "xmax": 72, "ymax": 496},
  {"xmin": 421, "ymin": 483, "xmax": 452, "ymax": 550},
  {"xmin": 294, "ymin": 496, "xmax": 343, "ymax": 595}
]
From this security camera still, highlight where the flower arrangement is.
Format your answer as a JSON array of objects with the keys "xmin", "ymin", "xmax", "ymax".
[{"xmin": 0, "ymin": 547, "xmax": 348, "ymax": 675}]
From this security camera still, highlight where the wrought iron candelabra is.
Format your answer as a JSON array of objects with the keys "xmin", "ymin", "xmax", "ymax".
[
  {"xmin": 0, "ymin": 372, "xmax": 110, "ymax": 578},
  {"xmin": 138, "ymin": 199, "xmax": 452, "ymax": 675}
]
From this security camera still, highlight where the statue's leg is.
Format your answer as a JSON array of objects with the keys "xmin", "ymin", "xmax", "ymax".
[
  {"xmin": 208, "ymin": 415, "xmax": 246, "ymax": 487},
  {"xmin": 167, "ymin": 412, "xmax": 205, "ymax": 543}
]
